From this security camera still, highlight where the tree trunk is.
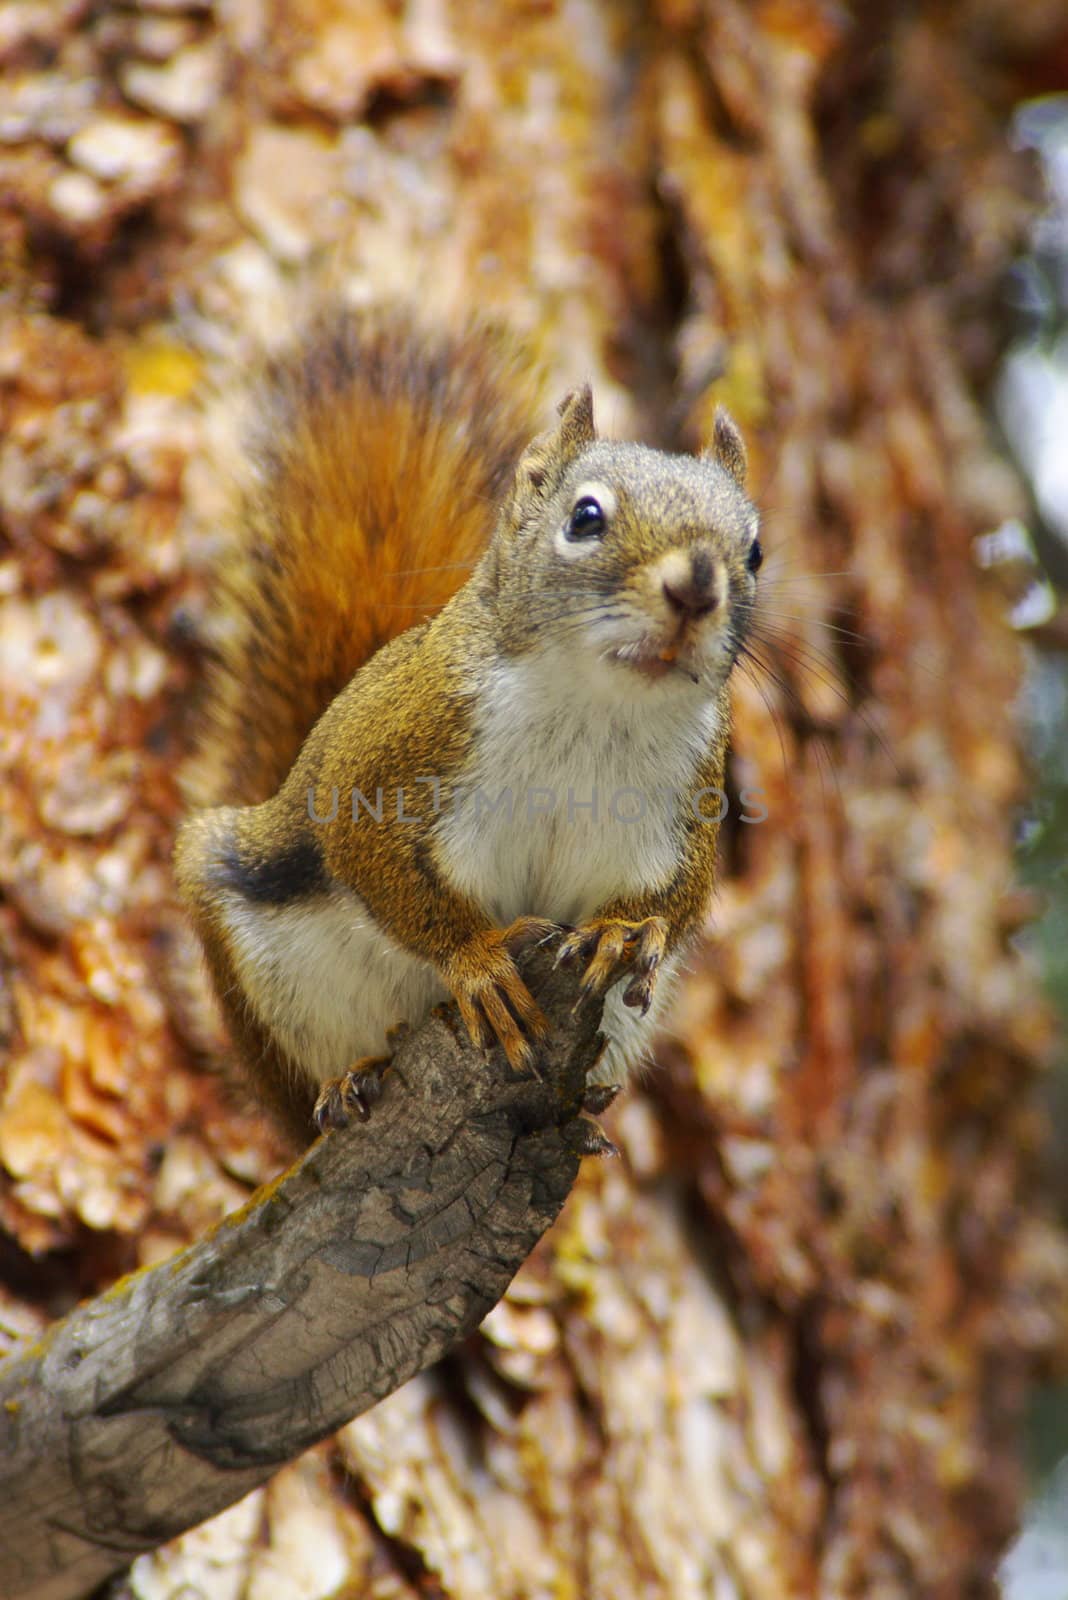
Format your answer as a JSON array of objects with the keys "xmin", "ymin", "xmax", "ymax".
[{"xmin": 1, "ymin": 3, "xmax": 1066, "ymax": 1598}]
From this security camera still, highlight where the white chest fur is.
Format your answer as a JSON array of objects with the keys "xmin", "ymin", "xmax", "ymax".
[
  {"xmin": 434, "ymin": 653, "xmax": 723, "ymax": 925},
  {"xmin": 218, "ymin": 652, "xmax": 721, "ymax": 1090}
]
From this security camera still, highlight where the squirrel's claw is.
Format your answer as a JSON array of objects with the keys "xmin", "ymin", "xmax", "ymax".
[
  {"xmin": 313, "ymin": 1055, "xmax": 390, "ymax": 1132},
  {"xmin": 622, "ymin": 973, "xmax": 655, "ymax": 1015},
  {"xmin": 563, "ymin": 1114, "xmax": 620, "ymax": 1159},
  {"xmin": 557, "ymin": 915, "xmax": 668, "ymax": 1012},
  {"xmin": 447, "ymin": 919, "xmax": 554, "ymax": 1076},
  {"xmin": 581, "ymin": 1081, "xmax": 621, "ymax": 1115}
]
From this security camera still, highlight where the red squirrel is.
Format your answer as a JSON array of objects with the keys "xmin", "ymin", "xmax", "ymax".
[{"xmin": 175, "ymin": 306, "xmax": 761, "ymax": 1142}]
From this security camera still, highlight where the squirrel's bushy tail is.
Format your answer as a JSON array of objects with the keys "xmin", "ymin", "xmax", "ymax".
[{"xmin": 186, "ymin": 305, "xmax": 544, "ymax": 807}]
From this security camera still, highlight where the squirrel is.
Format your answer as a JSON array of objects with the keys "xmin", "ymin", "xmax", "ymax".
[{"xmin": 174, "ymin": 304, "xmax": 762, "ymax": 1145}]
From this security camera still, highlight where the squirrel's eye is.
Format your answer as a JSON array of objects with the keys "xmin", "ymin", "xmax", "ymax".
[
  {"xmin": 566, "ymin": 496, "xmax": 607, "ymax": 541},
  {"xmin": 747, "ymin": 537, "xmax": 763, "ymax": 574}
]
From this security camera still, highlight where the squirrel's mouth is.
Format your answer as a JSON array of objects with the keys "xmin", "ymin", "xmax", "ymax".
[{"xmin": 609, "ymin": 642, "xmax": 701, "ymax": 686}]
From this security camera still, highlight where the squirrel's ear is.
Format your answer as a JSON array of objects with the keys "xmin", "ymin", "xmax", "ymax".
[
  {"xmin": 555, "ymin": 383, "xmax": 596, "ymax": 456},
  {"xmin": 704, "ymin": 407, "xmax": 747, "ymax": 489},
  {"xmin": 509, "ymin": 383, "xmax": 596, "ymax": 519}
]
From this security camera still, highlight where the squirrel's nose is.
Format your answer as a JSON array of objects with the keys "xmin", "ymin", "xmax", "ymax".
[{"xmin": 662, "ymin": 547, "xmax": 719, "ymax": 619}]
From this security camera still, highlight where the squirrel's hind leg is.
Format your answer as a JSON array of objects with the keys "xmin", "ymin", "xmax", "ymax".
[{"xmin": 312, "ymin": 1021, "xmax": 413, "ymax": 1132}]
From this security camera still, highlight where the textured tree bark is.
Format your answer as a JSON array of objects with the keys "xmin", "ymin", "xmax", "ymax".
[
  {"xmin": 1, "ymin": 4, "xmax": 1067, "ymax": 1600},
  {"xmin": 0, "ymin": 956, "xmax": 602, "ymax": 1600}
]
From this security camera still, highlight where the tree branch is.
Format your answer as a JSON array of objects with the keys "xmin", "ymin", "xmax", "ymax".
[{"xmin": 0, "ymin": 951, "xmax": 605, "ymax": 1600}]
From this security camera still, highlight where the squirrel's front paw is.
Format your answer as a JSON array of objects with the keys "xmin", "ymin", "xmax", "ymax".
[
  {"xmin": 445, "ymin": 916, "xmax": 557, "ymax": 1073},
  {"xmin": 556, "ymin": 915, "xmax": 667, "ymax": 1015}
]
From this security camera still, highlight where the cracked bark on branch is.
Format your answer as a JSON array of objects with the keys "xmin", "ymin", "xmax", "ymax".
[{"xmin": 0, "ymin": 951, "xmax": 604, "ymax": 1600}]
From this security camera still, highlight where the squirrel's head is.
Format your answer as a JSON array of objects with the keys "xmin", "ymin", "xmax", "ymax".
[{"xmin": 486, "ymin": 386, "xmax": 761, "ymax": 698}]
